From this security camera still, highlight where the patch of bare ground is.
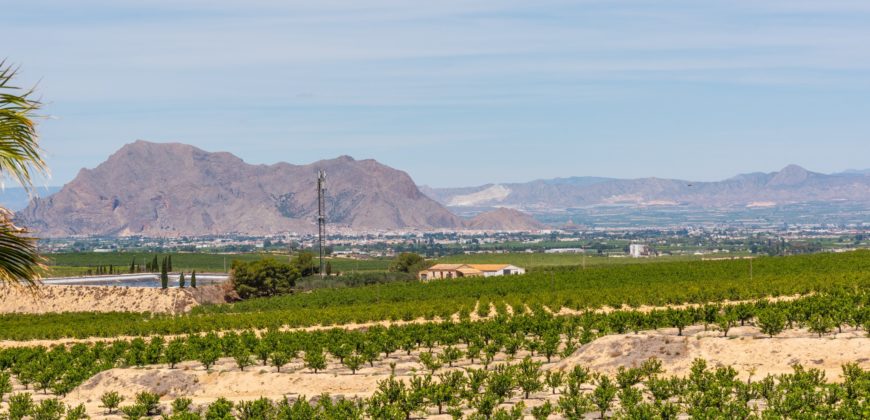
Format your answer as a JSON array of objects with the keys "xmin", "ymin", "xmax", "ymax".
[
  {"xmin": 554, "ymin": 325, "xmax": 870, "ymax": 382},
  {"xmin": 0, "ymin": 283, "xmax": 228, "ymax": 315}
]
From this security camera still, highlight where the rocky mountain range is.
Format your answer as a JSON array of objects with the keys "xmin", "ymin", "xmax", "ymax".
[
  {"xmin": 421, "ymin": 165, "xmax": 870, "ymax": 213},
  {"xmin": 12, "ymin": 141, "xmax": 870, "ymax": 236},
  {"xmin": 15, "ymin": 141, "xmax": 542, "ymax": 236}
]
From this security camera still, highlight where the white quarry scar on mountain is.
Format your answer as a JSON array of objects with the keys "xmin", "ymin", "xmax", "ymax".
[{"xmin": 447, "ymin": 184, "xmax": 512, "ymax": 207}]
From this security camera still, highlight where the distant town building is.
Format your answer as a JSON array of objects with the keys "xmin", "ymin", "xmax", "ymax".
[
  {"xmin": 629, "ymin": 244, "xmax": 651, "ymax": 258},
  {"xmin": 418, "ymin": 263, "xmax": 526, "ymax": 281},
  {"xmin": 545, "ymin": 248, "xmax": 585, "ymax": 254}
]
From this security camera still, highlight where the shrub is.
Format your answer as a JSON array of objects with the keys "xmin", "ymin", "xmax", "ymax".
[
  {"xmin": 64, "ymin": 403, "xmax": 88, "ymax": 420},
  {"xmin": 303, "ymin": 348, "xmax": 327, "ymax": 373},
  {"xmin": 205, "ymin": 397, "xmax": 234, "ymax": 420},
  {"xmin": 388, "ymin": 253, "xmax": 428, "ymax": 273},
  {"xmin": 8, "ymin": 393, "xmax": 34, "ymax": 420},
  {"xmin": 237, "ymin": 398, "xmax": 274, "ymax": 420},
  {"xmin": 172, "ymin": 397, "xmax": 193, "ymax": 414},
  {"xmin": 0, "ymin": 371, "xmax": 12, "ymax": 401},
  {"xmin": 231, "ymin": 259, "xmax": 300, "ymax": 299},
  {"xmin": 135, "ymin": 391, "xmax": 161, "ymax": 416},
  {"xmin": 119, "ymin": 404, "xmax": 147, "ymax": 420},
  {"xmin": 32, "ymin": 398, "xmax": 65, "ymax": 420},
  {"xmin": 757, "ymin": 308, "xmax": 787, "ymax": 337},
  {"xmin": 100, "ymin": 391, "xmax": 124, "ymax": 414}
]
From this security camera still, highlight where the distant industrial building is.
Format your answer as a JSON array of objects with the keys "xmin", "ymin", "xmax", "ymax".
[
  {"xmin": 418, "ymin": 264, "xmax": 526, "ymax": 280},
  {"xmin": 629, "ymin": 244, "xmax": 651, "ymax": 258}
]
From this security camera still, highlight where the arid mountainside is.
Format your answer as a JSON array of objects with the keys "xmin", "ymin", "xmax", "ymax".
[
  {"xmin": 422, "ymin": 165, "xmax": 870, "ymax": 211},
  {"xmin": 465, "ymin": 207, "xmax": 545, "ymax": 231},
  {"xmin": 17, "ymin": 141, "xmax": 468, "ymax": 236}
]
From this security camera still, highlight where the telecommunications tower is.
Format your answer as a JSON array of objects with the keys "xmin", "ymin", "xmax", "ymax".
[{"xmin": 317, "ymin": 170, "xmax": 327, "ymax": 279}]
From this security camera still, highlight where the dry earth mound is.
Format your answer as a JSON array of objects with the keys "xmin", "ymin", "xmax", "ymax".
[
  {"xmin": 0, "ymin": 284, "xmax": 227, "ymax": 314},
  {"xmin": 554, "ymin": 325, "xmax": 870, "ymax": 381}
]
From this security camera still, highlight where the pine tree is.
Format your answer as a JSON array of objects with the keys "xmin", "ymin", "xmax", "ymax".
[
  {"xmin": 179, "ymin": 272, "xmax": 186, "ymax": 288},
  {"xmin": 160, "ymin": 257, "xmax": 169, "ymax": 289},
  {"xmin": 191, "ymin": 271, "xmax": 197, "ymax": 288}
]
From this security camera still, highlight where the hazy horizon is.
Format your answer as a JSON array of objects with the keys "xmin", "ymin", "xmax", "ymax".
[
  {"xmin": 3, "ymin": 140, "xmax": 867, "ymax": 192},
  {"xmin": 5, "ymin": 1, "xmax": 870, "ymax": 187}
]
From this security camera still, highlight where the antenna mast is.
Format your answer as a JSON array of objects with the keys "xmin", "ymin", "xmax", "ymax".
[{"xmin": 317, "ymin": 170, "xmax": 327, "ymax": 279}]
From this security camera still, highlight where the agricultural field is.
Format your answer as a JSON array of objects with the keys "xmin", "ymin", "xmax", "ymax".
[
  {"xmin": 41, "ymin": 252, "xmax": 392, "ymax": 277},
  {"xmin": 1, "ymin": 251, "xmax": 868, "ymax": 418},
  {"xmin": 436, "ymin": 252, "xmax": 711, "ymax": 269}
]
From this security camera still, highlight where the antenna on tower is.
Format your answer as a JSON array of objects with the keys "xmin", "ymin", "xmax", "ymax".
[{"xmin": 317, "ymin": 170, "xmax": 327, "ymax": 279}]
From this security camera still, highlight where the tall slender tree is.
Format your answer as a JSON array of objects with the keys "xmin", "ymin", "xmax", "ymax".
[
  {"xmin": 0, "ymin": 62, "xmax": 46, "ymax": 287},
  {"xmin": 178, "ymin": 272, "xmax": 185, "ymax": 288},
  {"xmin": 160, "ymin": 257, "xmax": 169, "ymax": 289},
  {"xmin": 190, "ymin": 271, "xmax": 197, "ymax": 288}
]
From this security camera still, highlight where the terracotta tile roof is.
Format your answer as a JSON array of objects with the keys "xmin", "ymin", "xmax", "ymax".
[
  {"xmin": 424, "ymin": 264, "xmax": 468, "ymax": 270},
  {"xmin": 468, "ymin": 264, "xmax": 512, "ymax": 271}
]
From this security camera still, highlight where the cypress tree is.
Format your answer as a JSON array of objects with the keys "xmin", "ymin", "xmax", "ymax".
[
  {"xmin": 160, "ymin": 257, "xmax": 169, "ymax": 289},
  {"xmin": 130, "ymin": 259, "xmax": 136, "ymax": 274},
  {"xmin": 151, "ymin": 255, "xmax": 159, "ymax": 273},
  {"xmin": 168, "ymin": 255, "xmax": 173, "ymax": 272},
  {"xmin": 179, "ymin": 272, "xmax": 186, "ymax": 288},
  {"xmin": 191, "ymin": 271, "xmax": 197, "ymax": 288}
]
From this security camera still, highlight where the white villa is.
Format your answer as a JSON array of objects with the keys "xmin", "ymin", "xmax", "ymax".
[{"xmin": 418, "ymin": 263, "xmax": 526, "ymax": 281}]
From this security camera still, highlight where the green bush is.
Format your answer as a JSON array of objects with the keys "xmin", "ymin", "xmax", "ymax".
[{"xmin": 231, "ymin": 259, "xmax": 299, "ymax": 299}]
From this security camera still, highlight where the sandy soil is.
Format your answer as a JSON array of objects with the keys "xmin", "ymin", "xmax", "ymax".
[
  {"xmin": 555, "ymin": 325, "xmax": 870, "ymax": 381},
  {"xmin": 20, "ymin": 325, "xmax": 859, "ymax": 418},
  {"xmin": 0, "ymin": 284, "xmax": 227, "ymax": 315}
]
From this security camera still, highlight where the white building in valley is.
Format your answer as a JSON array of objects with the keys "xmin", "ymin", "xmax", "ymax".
[
  {"xmin": 629, "ymin": 244, "xmax": 651, "ymax": 258},
  {"xmin": 418, "ymin": 263, "xmax": 526, "ymax": 281}
]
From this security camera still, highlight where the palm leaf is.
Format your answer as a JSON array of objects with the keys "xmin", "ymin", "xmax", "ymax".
[
  {"xmin": 0, "ymin": 60, "xmax": 47, "ymax": 286},
  {"xmin": 0, "ymin": 61, "xmax": 47, "ymax": 190},
  {"xmin": 0, "ymin": 210, "xmax": 43, "ymax": 286}
]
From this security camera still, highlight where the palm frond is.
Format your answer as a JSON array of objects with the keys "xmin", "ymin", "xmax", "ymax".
[
  {"xmin": 0, "ymin": 60, "xmax": 47, "ymax": 191},
  {"xmin": 0, "ymin": 210, "xmax": 43, "ymax": 286},
  {"xmin": 0, "ymin": 60, "xmax": 47, "ymax": 287}
]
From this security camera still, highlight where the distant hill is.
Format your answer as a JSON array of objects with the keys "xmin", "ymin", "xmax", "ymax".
[
  {"xmin": 464, "ymin": 208, "xmax": 545, "ymax": 231},
  {"xmin": 0, "ymin": 186, "xmax": 61, "ymax": 212},
  {"xmin": 17, "ymin": 141, "xmax": 466, "ymax": 236},
  {"xmin": 423, "ymin": 165, "xmax": 870, "ymax": 211},
  {"xmin": 837, "ymin": 168, "xmax": 870, "ymax": 176}
]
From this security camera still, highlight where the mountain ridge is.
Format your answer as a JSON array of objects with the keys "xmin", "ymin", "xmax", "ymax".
[
  {"xmin": 423, "ymin": 164, "xmax": 870, "ymax": 211},
  {"xmin": 17, "ymin": 141, "xmax": 470, "ymax": 236}
]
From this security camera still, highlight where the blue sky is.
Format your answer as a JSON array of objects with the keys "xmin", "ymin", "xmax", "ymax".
[{"xmin": 4, "ymin": 0, "xmax": 870, "ymax": 188}]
